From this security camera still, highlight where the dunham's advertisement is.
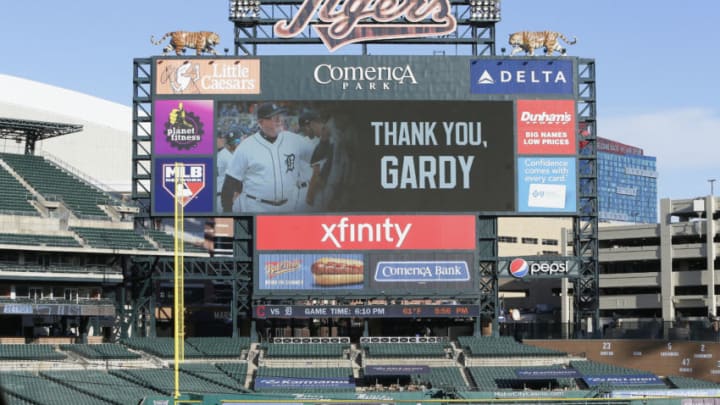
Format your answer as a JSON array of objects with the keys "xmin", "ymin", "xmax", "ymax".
[
  {"xmin": 217, "ymin": 100, "xmax": 514, "ymax": 214},
  {"xmin": 516, "ymin": 99, "xmax": 576, "ymax": 155}
]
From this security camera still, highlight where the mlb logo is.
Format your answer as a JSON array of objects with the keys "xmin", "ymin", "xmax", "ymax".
[{"xmin": 162, "ymin": 163, "xmax": 205, "ymax": 207}]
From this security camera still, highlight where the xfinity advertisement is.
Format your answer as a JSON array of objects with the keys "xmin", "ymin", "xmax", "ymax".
[{"xmin": 254, "ymin": 215, "xmax": 477, "ymax": 296}]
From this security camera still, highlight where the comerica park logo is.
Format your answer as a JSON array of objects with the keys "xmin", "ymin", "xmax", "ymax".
[
  {"xmin": 509, "ymin": 258, "xmax": 568, "ymax": 278},
  {"xmin": 163, "ymin": 102, "xmax": 205, "ymax": 150},
  {"xmin": 162, "ymin": 164, "xmax": 206, "ymax": 207}
]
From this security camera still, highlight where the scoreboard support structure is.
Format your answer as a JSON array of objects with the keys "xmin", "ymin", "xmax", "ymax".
[{"xmin": 574, "ymin": 59, "xmax": 600, "ymax": 336}]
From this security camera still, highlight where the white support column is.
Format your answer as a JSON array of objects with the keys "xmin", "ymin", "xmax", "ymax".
[
  {"xmin": 560, "ymin": 227, "xmax": 572, "ymax": 325},
  {"xmin": 707, "ymin": 196, "xmax": 717, "ymax": 316},
  {"xmin": 660, "ymin": 199, "xmax": 674, "ymax": 322}
]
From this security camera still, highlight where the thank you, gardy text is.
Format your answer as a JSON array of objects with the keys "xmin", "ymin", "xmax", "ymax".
[{"xmin": 372, "ymin": 121, "xmax": 487, "ymax": 190}]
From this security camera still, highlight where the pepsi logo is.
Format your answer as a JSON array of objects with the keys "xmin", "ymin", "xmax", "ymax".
[{"xmin": 509, "ymin": 258, "xmax": 529, "ymax": 278}]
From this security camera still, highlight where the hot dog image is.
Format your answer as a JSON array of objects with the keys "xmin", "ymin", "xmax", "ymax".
[{"xmin": 311, "ymin": 257, "xmax": 364, "ymax": 286}]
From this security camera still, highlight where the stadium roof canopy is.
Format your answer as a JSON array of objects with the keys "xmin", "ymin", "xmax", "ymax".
[{"xmin": 0, "ymin": 117, "xmax": 83, "ymax": 154}]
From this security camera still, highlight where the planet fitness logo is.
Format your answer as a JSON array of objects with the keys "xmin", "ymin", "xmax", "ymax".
[
  {"xmin": 164, "ymin": 102, "xmax": 204, "ymax": 150},
  {"xmin": 509, "ymin": 258, "xmax": 529, "ymax": 278}
]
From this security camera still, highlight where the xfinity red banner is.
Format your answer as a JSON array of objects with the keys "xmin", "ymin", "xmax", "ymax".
[
  {"xmin": 256, "ymin": 215, "xmax": 476, "ymax": 250},
  {"xmin": 517, "ymin": 100, "xmax": 576, "ymax": 155}
]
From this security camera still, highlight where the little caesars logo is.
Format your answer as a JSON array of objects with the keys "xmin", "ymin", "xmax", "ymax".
[
  {"xmin": 274, "ymin": 0, "xmax": 456, "ymax": 51},
  {"xmin": 313, "ymin": 64, "xmax": 418, "ymax": 90}
]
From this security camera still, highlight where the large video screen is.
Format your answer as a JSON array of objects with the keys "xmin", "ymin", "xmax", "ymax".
[{"xmin": 149, "ymin": 56, "xmax": 579, "ymax": 216}]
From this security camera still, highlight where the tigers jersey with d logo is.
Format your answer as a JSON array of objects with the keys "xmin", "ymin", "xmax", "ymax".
[{"xmin": 225, "ymin": 130, "xmax": 316, "ymax": 213}]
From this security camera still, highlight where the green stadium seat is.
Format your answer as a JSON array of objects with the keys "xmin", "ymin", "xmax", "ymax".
[
  {"xmin": 0, "ymin": 153, "xmax": 113, "ymax": 219},
  {"xmin": 40, "ymin": 370, "xmax": 160, "ymax": 404},
  {"xmin": 72, "ymin": 226, "xmax": 156, "ymax": 250},
  {"xmin": 59, "ymin": 343, "xmax": 141, "ymax": 360}
]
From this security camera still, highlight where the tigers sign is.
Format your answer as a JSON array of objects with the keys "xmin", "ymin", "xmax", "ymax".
[{"xmin": 274, "ymin": 0, "xmax": 457, "ymax": 51}]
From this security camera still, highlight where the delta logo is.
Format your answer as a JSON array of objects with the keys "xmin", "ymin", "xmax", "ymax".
[{"xmin": 470, "ymin": 59, "xmax": 574, "ymax": 95}]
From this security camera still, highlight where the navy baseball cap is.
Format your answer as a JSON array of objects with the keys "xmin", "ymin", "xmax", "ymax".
[
  {"xmin": 225, "ymin": 132, "xmax": 243, "ymax": 145},
  {"xmin": 299, "ymin": 109, "xmax": 321, "ymax": 125},
  {"xmin": 256, "ymin": 102, "xmax": 286, "ymax": 119}
]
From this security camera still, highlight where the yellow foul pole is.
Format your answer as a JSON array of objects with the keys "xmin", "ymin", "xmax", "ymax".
[{"xmin": 173, "ymin": 162, "xmax": 185, "ymax": 399}]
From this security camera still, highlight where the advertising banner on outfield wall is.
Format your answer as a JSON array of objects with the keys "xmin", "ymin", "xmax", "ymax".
[{"xmin": 254, "ymin": 377, "xmax": 355, "ymax": 389}]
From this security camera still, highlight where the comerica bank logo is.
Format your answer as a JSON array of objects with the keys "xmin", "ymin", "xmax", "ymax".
[{"xmin": 313, "ymin": 64, "xmax": 418, "ymax": 91}]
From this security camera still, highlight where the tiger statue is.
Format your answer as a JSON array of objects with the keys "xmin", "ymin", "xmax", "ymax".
[
  {"xmin": 508, "ymin": 31, "xmax": 576, "ymax": 56},
  {"xmin": 151, "ymin": 31, "xmax": 221, "ymax": 55}
]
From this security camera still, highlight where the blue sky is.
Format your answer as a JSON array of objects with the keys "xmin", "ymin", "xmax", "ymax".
[{"xmin": 1, "ymin": 0, "xmax": 718, "ymax": 200}]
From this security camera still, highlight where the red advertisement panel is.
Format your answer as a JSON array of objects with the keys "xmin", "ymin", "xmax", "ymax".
[
  {"xmin": 256, "ymin": 215, "xmax": 476, "ymax": 251},
  {"xmin": 517, "ymin": 100, "xmax": 576, "ymax": 155}
]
